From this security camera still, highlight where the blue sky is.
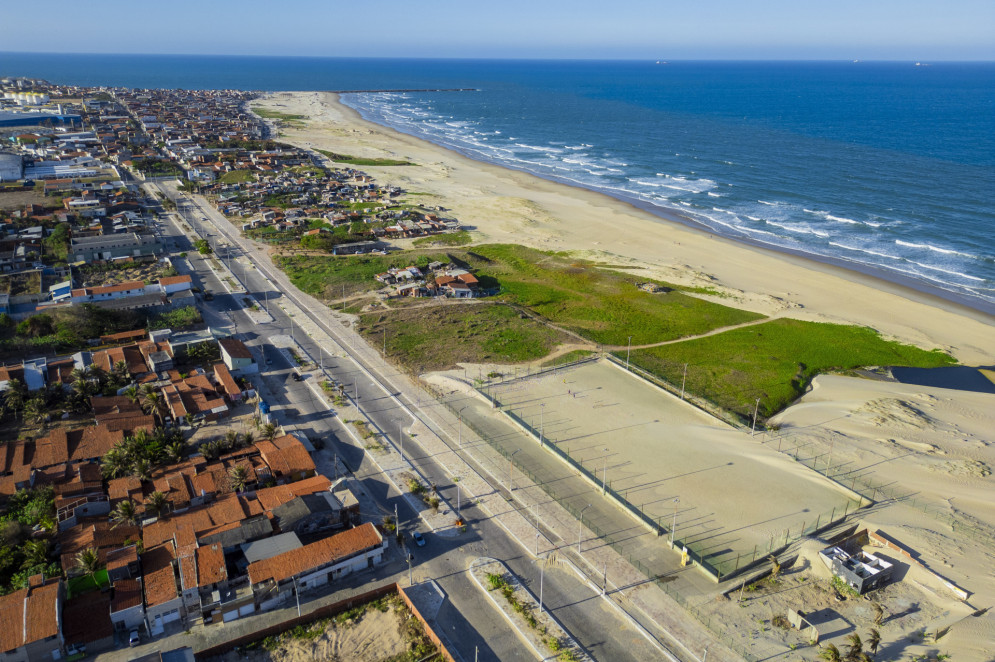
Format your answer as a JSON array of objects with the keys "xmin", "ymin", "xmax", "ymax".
[{"xmin": 3, "ymin": 0, "xmax": 993, "ymax": 60}]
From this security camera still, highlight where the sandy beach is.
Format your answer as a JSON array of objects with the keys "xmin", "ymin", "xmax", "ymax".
[
  {"xmin": 256, "ymin": 91, "xmax": 993, "ymax": 366},
  {"xmin": 253, "ymin": 91, "xmax": 995, "ymax": 658}
]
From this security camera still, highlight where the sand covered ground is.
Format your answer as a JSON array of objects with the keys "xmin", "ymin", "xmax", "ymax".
[
  {"xmin": 487, "ymin": 360, "xmax": 855, "ymax": 573},
  {"xmin": 254, "ymin": 91, "xmax": 994, "ymax": 367}
]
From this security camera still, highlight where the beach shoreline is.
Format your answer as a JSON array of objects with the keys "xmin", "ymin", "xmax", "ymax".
[{"xmin": 257, "ymin": 91, "xmax": 995, "ymax": 365}]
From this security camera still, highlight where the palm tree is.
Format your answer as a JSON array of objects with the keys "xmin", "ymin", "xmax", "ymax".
[
  {"xmin": 845, "ymin": 633, "xmax": 863, "ymax": 662},
  {"xmin": 23, "ymin": 397, "xmax": 47, "ymax": 426},
  {"xmin": 110, "ymin": 499, "xmax": 139, "ymax": 528},
  {"xmin": 123, "ymin": 385, "xmax": 139, "ymax": 405},
  {"xmin": 866, "ymin": 629, "xmax": 881, "ymax": 656},
  {"xmin": 112, "ymin": 360, "xmax": 129, "ymax": 384},
  {"xmin": 132, "ymin": 458, "xmax": 153, "ymax": 482},
  {"xmin": 242, "ymin": 431, "xmax": 255, "ymax": 446},
  {"xmin": 228, "ymin": 465, "xmax": 249, "ymax": 492},
  {"xmin": 101, "ymin": 448, "xmax": 129, "ymax": 479},
  {"xmin": 166, "ymin": 441, "xmax": 186, "ymax": 463},
  {"xmin": 819, "ymin": 644, "xmax": 842, "ymax": 662},
  {"xmin": 143, "ymin": 391, "xmax": 165, "ymax": 419},
  {"xmin": 73, "ymin": 547, "xmax": 103, "ymax": 585},
  {"xmin": 20, "ymin": 539, "xmax": 49, "ymax": 569},
  {"xmin": 5, "ymin": 378, "xmax": 27, "ymax": 416},
  {"xmin": 70, "ymin": 367, "xmax": 92, "ymax": 396},
  {"xmin": 86, "ymin": 364, "xmax": 108, "ymax": 390},
  {"xmin": 223, "ymin": 430, "xmax": 239, "ymax": 451},
  {"xmin": 872, "ymin": 603, "xmax": 885, "ymax": 626},
  {"xmin": 262, "ymin": 422, "xmax": 278, "ymax": 441},
  {"xmin": 144, "ymin": 491, "xmax": 169, "ymax": 519}
]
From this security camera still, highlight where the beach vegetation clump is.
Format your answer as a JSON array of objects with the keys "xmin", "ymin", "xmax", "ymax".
[{"xmin": 627, "ymin": 318, "xmax": 956, "ymax": 421}]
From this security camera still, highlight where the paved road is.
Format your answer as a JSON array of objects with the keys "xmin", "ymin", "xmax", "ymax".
[{"xmin": 154, "ymin": 183, "xmax": 670, "ymax": 662}]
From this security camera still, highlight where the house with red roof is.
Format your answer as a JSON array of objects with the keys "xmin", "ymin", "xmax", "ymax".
[{"xmin": 0, "ymin": 575, "xmax": 65, "ymax": 662}]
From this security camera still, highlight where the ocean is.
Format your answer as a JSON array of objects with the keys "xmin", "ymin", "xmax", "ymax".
[{"xmin": 3, "ymin": 53, "xmax": 994, "ymax": 310}]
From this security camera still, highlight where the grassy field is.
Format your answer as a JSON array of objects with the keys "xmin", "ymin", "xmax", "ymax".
[
  {"xmin": 251, "ymin": 107, "xmax": 305, "ymax": 121},
  {"xmin": 316, "ymin": 149, "xmax": 413, "ymax": 166},
  {"xmin": 412, "ymin": 230, "xmax": 472, "ymax": 247},
  {"xmin": 218, "ymin": 169, "xmax": 256, "ymax": 184},
  {"xmin": 277, "ymin": 251, "xmax": 449, "ymax": 299},
  {"xmin": 460, "ymin": 244, "xmax": 764, "ymax": 345},
  {"xmin": 627, "ymin": 318, "xmax": 957, "ymax": 420},
  {"xmin": 357, "ymin": 302, "xmax": 569, "ymax": 373},
  {"xmin": 279, "ymin": 243, "xmax": 762, "ymax": 344}
]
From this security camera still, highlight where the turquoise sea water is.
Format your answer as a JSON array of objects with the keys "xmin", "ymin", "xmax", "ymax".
[{"xmin": 3, "ymin": 53, "xmax": 993, "ymax": 310}]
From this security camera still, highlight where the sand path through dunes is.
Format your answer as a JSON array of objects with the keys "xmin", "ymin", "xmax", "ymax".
[{"xmin": 254, "ymin": 92, "xmax": 994, "ymax": 365}]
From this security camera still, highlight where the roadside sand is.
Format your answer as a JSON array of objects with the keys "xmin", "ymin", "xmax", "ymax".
[
  {"xmin": 209, "ymin": 607, "xmax": 407, "ymax": 662},
  {"xmin": 254, "ymin": 91, "xmax": 994, "ymax": 366}
]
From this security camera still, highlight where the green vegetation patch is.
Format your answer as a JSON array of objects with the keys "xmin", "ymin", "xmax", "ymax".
[
  {"xmin": 358, "ymin": 303, "xmax": 569, "ymax": 373},
  {"xmin": 218, "ymin": 169, "xmax": 256, "ymax": 184},
  {"xmin": 66, "ymin": 570, "xmax": 109, "ymax": 599},
  {"xmin": 316, "ymin": 149, "xmax": 414, "ymax": 166},
  {"xmin": 278, "ymin": 252, "xmax": 449, "ymax": 300},
  {"xmin": 628, "ymin": 318, "xmax": 956, "ymax": 420},
  {"xmin": 250, "ymin": 107, "xmax": 305, "ymax": 121},
  {"xmin": 463, "ymin": 244, "xmax": 764, "ymax": 345},
  {"xmin": 412, "ymin": 230, "xmax": 472, "ymax": 247}
]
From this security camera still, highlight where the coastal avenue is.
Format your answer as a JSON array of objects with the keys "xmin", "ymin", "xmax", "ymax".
[{"xmin": 152, "ymin": 181, "xmax": 679, "ymax": 662}]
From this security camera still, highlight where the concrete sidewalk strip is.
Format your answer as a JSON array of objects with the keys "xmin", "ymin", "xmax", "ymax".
[{"xmin": 469, "ymin": 557, "xmax": 591, "ymax": 662}]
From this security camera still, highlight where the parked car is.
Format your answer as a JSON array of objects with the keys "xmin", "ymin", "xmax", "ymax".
[
  {"xmin": 411, "ymin": 530, "xmax": 426, "ymax": 547},
  {"xmin": 128, "ymin": 630, "xmax": 140, "ymax": 647}
]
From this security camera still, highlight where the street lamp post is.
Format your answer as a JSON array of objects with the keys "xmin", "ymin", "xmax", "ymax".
[
  {"xmin": 539, "ymin": 403, "xmax": 544, "ymax": 448},
  {"xmin": 602, "ymin": 561, "xmax": 608, "ymax": 596},
  {"xmin": 681, "ymin": 363, "xmax": 688, "ymax": 400},
  {"xmin": 751, "ymin": 397, "xmax": 761, "ymax": 437},
  {"xmin": 601, "ymin": 448, "xmax": 610, "ymax": 495},
  {"xmin": 671, "ymin": 497, "xmax": 680, "ymax": 547},
  {"xmin": 292, "ymin": 576, "xmax": 301, "ymax": 617},
  {"xmin": 456, "ymin": 482, "xmax": 460, "ymax": 517},
  {"xmin": 399, "ymin": 422, "xmax": 403, "ymax": 459},
  {"xmin": 458, "ymin": 407, "xmax": 466, "ymax": 449},
  {"xmin": 578, "ymin": 503, "xmax": 591, "ymax": 553},
  {"xmin": 626, "ymin": 336, "xmax": 633, "ymax": 370},
  {"xmin": 509, "ymin": 449, "xmax": 521, "ymax": 491}
]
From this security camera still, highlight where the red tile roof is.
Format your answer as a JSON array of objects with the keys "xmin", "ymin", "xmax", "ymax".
[
  {"xmin": 196, "ymin": 544, "xmax": 227, "ymax": 587},
  {"xmin": 158, "ymin": 275, "xmax": 192, "ymax": 287},
  {"xmin": 248, "ymin": 523, "xmax": 381, "ymax": 585},
  {"xmin": 219, "ymin": 337, "xmax": 252, "ymax": 360},
  {"xmin": 0, "ymin": 577, "xmax": 62, "ymax": 652},
  {"xmin": 141, "ymin": 544, "xmax": 178, "ymax": 607},
  {"xmin": 63, "ymin": 590, "xmax": 114, "ymax": 646},
  {"xmin": 111, "ymin": 577, "xmax": 143, "ymax": 612}
]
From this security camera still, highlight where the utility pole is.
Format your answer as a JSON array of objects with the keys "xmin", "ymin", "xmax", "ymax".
[
  {"xmin": 458, "ymin": 407, "xmax": 465, "ymax": 449},
  {"xmin": 626, "ymin": 335, "xmax": 632, "ymax": 370},
  {"xmin": 578, "ymin": 504, "xmax": 591, "ymax": 553},
  {"xmin": 602, "ymin": 562, "xmax": 608, "ymax": 596},
  {"xmin": 751, "ymin": 397, "xmax": 761, "ymax": 437},
  {"xmin": 399, "ymin": 422, "xmax": 403, "ymax": 459},
  {"xmin": 539, "ymin": 403, "xmax": 544, "ymax": 448},
  {"xmin": 681, "ymin": 363, "xmax": 688, "ymax": 400},
  {"xmin": 383, "ymin": 328, "xmax": 386, "ymax": 362},
  {"xmin": 292, "ymin": 576, "xmax": 301, "ymax": 617},
  {"xmin": 456, "ymin": 482, "xmax": 460, "ymax": 517},
  {"xmin": 509, "ymin": 449, "xmax": 520, "ymax": 491},
  {"xmin": 602, "ymin": 448, "xmax": 609, "ymax": 495},
  {"xmin": 671, "ymin": 497, "xmax": 680, "ymax": 547}
]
